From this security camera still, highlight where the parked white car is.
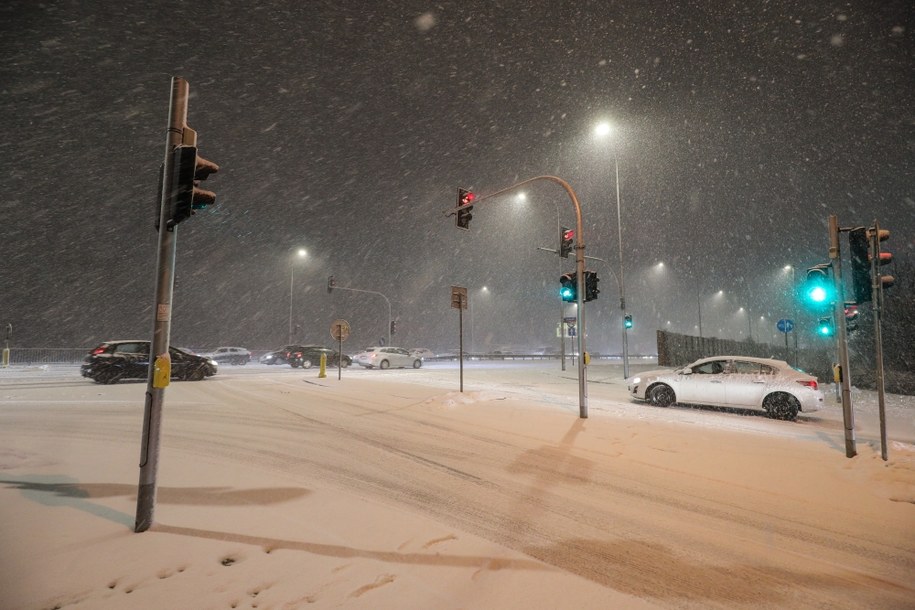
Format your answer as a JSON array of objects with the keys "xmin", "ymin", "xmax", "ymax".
[
  {"xmin": 353, "ymin": 347, "xmax": 423, "ymax": 370},
  {"xmin": 626, "ymin": 356, "xmax": 824, "ymax": 420},
  {"xmin": 201, "ymin": 346, "xmax": 251, "ymax": 365}
]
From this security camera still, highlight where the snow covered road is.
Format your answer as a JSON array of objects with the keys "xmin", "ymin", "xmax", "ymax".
[{"xmin": 1, "ymin": 362, "xmax": 913, "ymax": 609}]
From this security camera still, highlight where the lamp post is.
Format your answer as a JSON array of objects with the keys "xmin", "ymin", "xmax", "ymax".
[
  {"xmin": 595, "ymin": 121, "xmax": 629, "ymax": 378},
  {"xmin": 288, "ymin": 248, "xmax": 307, "ymax": 344},
  {"xmin": 784, "ymin": 265, "xmax": 799, "ymax": 366}
]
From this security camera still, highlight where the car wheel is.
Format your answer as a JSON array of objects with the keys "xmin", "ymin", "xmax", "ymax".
[
  {"xmin": 648, "ymin": 384, "xmax": 675, "ymax": 408},
  {"xmin": 290, "ymin": 361, "xmax": 300, "ymax": 368},
  {"xmin": 95, "ymin": 367, "xmax": 122, "ymax": 385},
  {"xmin": 301, "ymin": 359, "xmax": 313, "ymax": 369},
  {"xmin": 379, "ymin": 360, "xmax": 390, "ymax": 370},
  {"xmin": 341, "ymin": 359, "xmax": 350, "ymax": 368},
  {"xmin": 412, "ymin": 359, "xmax": 422, "ymax": 369},
  {"xmin": 764, "ymin": 393, "xmax": 799, "ymax": 421},
  {"xmin": 187, "ymin": 367, "xmax": 206, "ymax": 381}
]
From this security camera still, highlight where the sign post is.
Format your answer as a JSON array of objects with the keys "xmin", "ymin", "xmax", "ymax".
[
  {"xmin": 330, "ymin": 319, "xmax": 350, "ymax": 380},
  {"xmin": 451, "ymin": 286, "xmax": 468, "ymax": 392},
  {"xmin": 776, "ymin": 318, "xmax": 794, "ymax": 350}
]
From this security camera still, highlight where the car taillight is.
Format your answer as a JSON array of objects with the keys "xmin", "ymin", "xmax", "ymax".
[
  {"xmin": 91, "ymin": 346, "xmax": 106, "ymax": 355},
  {"xmin": 796, "ymin": 380, "xmax": 818, "ymax": 391}
]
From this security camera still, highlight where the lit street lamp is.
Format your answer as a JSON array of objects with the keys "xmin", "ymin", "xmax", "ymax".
[
  {"xmin": 288, "ymin": 248, "xmax": 307, "ymax": 344},
  {"xmin": 594, "ymin": 121, "xmax": 629, "ymax": 378}
]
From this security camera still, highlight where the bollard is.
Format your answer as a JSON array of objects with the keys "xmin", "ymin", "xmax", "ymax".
[{"xmin": 319, "ymin": 352, "xmax": 327, "ymax": 378}]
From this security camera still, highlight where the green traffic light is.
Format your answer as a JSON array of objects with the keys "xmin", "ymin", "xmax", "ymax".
[
  {"xmin": 808, "ymin": 286, "xmax": 828, "ymax": 303},
  {"xmin": 560, "ymin": 287, "xmax": 573, "ymax": 299},
  {"xmin": 817, "ymin": 318, "xmax": 834, "ymax": 336}
]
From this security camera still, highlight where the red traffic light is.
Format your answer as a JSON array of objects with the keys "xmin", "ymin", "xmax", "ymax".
[{"xmin": 460, "ymin": 191, "xmax": 475, "ymax": 206}]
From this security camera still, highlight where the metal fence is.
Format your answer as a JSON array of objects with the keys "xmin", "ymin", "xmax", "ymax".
[{"xmin": 2, "ymin": 348, "xmax": 90, "ymax": 365}]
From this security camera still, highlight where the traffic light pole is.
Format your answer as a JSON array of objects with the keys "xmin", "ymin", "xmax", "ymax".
[
  {"xmin": 136, "ymin": 77, "xmax": 189, "ymax": 532},
  {"xmin": 329, "ymin": 285, "xmax": 392, "ymax": 346},
  {"xmin": 468, "ymin": 176, "xmax": 588, "ymax": 418},
  {"xmin": 870, "ymin": 221, "xmax": 888, "ymax": 461},
  {"xmin": 828, "ymin": 215, "xmax": 856, "ymax": 458}
]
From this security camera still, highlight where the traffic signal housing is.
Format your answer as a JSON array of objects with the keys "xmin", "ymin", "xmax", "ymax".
[
  {"xmin": 168, "ymin": 145, "xmax": 218, "ymax": 229},
  {"xmin": 817, "ymin": 316, "xmax": 834, "ymax": 337},
  {"xmin": 802, "ymin": 264, "xmax": 834, "ymax": 310},
  {"xmin": 559, "ymin": 226, "xmax": 574, "ymax": 258},
  {"xmin": 868, "ymin": 226, "xmax": 894, "ymax": 293},
  {"xmin": 390, "ymin": 320, "xmax": 397, "ymax": 335},
  {"xmin": 848, "ymin": 227, "xmax": 872, "ymax": 303},
  {"xmin": 455, "ymin": 188, "xmax": 475, "ymax": 230},
  {"xmin": 624, "ymin": 314, "xmax": 633, "ymax": 329},
  {"xmin": 584, "ymin": 270, "xmax": 599, "ymax": 302},
  {"xmin": 559, "ymin": 273, "xmax": 576, "ymax": 302}
]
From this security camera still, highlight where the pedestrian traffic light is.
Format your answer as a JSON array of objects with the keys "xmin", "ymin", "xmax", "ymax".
[
  {"xmin": 817, "ymin": 316, "xmax": 834, "ymax": 337},
  {"xmin": 848, "ymin": 227, "xmax": 872, "ymax": 303},
  {"xmin": 802, "ymin": 264, "xmax": 834, "ymax": 309},
  {"xmin": 559, "ymin": 226, "xmax": 574, "ymax": 259},
  {"xmin": 844, "ymin": 302, "xmax": 859, "ymax": 332},
  {"xmin": 455, "ymin": 188, "xmax": 475, "ymax": 230},
  {"xmin": 168, "ymin": 145, "xmax": 219, "ymax": 229},
  {"xmin": 327, "ymin": 275, "xmax": 336, "ymax": 293},
  {"xmin": 868, "ymin": 226, "xmax": 894, "ymax": 293},
  {"xmin": 584, "ymin": 270, "xmax": 600, "ymax": 302},
  {"xmin": 559, "ymin": 272, "xmax": 576, "ymax": 302},
  {"xmin": 624, "ymin": 314, "xmax": 633, "ymax": 329}
]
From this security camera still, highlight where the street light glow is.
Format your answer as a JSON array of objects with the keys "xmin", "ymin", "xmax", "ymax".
[
  {"xmin": 296, "ymin": 248, "xmax": 307, "ymax": 258},
  {"xmin": 594, "ymin": 122, "xmax": 613, "ymax": 138}
]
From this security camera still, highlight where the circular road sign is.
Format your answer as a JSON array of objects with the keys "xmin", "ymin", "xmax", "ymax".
[
  {"xmin": 330, "ymin": 319, "xmax": 350, "ymax": 342},
  {"xmin": 776, "ymin": 319, "xmax": 794, "ymax": 333}
]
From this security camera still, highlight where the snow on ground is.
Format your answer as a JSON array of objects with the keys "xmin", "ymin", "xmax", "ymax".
[{"xmin": 0, "ymin": 361, "xmax": 913, "ymax": 609}]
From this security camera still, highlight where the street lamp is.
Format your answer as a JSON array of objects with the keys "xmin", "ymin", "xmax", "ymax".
[
  {"xmin": 594, "ymin": 120, "xmax": 629, "ymax": 378},
  {"xmin": 288, "ymin": 248, "xmax": 307, "ymax": 344},
  {"xmin": 783, "ymin": 265, "xmax": 799, "ymax": 365}
]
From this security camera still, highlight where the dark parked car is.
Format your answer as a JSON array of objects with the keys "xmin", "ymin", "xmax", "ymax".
[
  {"xmin": 80, "ymin": 340, "xmax": 218, "ymax": 384},
  {"xmin": 259, "ymin": 344, "xmax": 300, "ymax": 365},
  {"xmin": 287, "ymin": 345, "xmax": 351, "ymax": 369}
]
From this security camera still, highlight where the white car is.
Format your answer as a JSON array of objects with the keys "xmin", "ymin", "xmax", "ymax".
[
  {"xmin": 409, "ymin": 348, "xmax": 435, "ymax": 360},
  {"xmin": 626, "ymin": 356, "xmax": 824, "ymax": 421},
  {"xmin": 201, "ymin": 346, "xmax": 251, "ymax": 365},
  {"xmin": 353, "ymin": 347, "xmax": 423, "ymax": 370}
]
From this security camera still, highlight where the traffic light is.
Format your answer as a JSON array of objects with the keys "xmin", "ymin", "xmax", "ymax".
[
  {"xmin": 390, "ymin": 320, "xmax": 397, "ymax": 335},
  {"xmin": 844, "ymin": 302, "xmax": 859, "ymax": 332},
  {"xmin": 868, "ymin": 226, "xmax": 894, "ymax": 293},
  {"xmin": 559, "ymin": 226, "xmax": 574, "ymax": 258},
  {"xmin": 848, "ymin": 227, "xmax": 872, "ymax": 303},
  {"xmin": 168, "ymin": 145, "xmax": 219, "ymax": 229},
  {"xmin": 559, "ymin": 272, "xmax": 576, "ymax": 302},
  {"xmin": 802, "ymin": 264, "xmax": 834, "ymax": 309},
  {"xmin": 584, "ymin": 270, "xmax": 600, "ymax": 302},
  {"xmin": 455, "ymin": 188, "xmax": 475, "ymax": 230},
  {"xmin": 817, "ymin": 316, "xmax": 834, "ymax": 337},
  {"xmin": 624, "ymin": 314, "xmax": 633, "ymax": 329},
  {"xmin": 327, "ymin": 275, "xmax": 336, "ymax": 293}
]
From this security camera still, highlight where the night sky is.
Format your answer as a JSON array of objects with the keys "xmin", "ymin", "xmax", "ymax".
[{"xmin": 2, "ymin": 1, "xmax": 912, "ymax": 354}]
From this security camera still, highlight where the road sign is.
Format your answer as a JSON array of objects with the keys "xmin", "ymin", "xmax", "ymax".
[
  {"xmin": 330, "ymin": 319, "xmax": 350, "ymax": 341},
  {"xmin": 563, "ymin": 316, "xmax": 577, "ymax": 325},
  {"xmin": 451, "ymin": 285, "xmax": 468, "ymax": 309},
  {"xmin": 776, "ymin": 319, "xmax": 794, "ymax": 334}
]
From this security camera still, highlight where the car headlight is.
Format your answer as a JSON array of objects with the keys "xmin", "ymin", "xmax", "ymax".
[{"xmin": 630, "ymin": 377, "xmax": 641, "ymax": 385}]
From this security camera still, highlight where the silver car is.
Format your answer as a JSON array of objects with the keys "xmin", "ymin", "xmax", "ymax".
[
  {"xmin": 626, "ymin": 356, "xmax": 824, "ymax": 420},
  {"xmin": 353, "ymin": 346, "xmax": 423, "ymax": 370}
]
